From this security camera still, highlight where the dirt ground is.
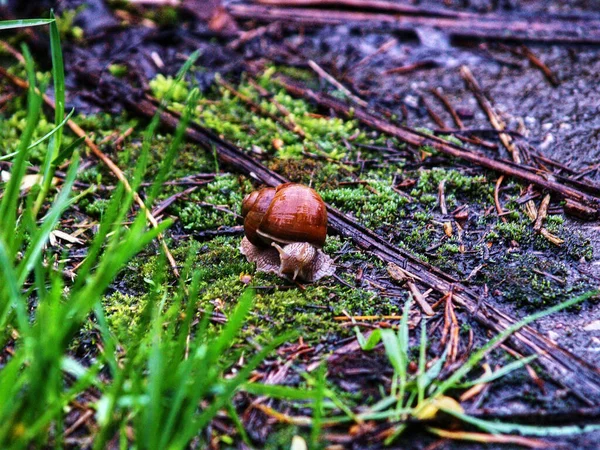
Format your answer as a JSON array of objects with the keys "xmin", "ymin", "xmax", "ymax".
[{"xmin": 3, "ymin": 0, "xmax": 600, "ymax": 448}]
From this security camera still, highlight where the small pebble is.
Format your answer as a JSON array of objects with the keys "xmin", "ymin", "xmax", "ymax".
[
  {"xmin": 456, "ymin": 107, "xmax": 474, "ymax": 119},
  {"xmin": 540, "ymin": 133, "xmax": 555, "ymax": 151}
]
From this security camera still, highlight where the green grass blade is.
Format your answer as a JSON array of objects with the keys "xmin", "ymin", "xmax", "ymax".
[
  {"xmin": 175, "ymin": 50, "xmax": 200, "ymax": 80},
  {"xmin": 417, "ymin": 319, "xmax": 428, "ymax": 405},
  {"xmin": 179, "ymin": 331, "xmax": 296, "ymax": 447},
  {"xmin": 381, "ymin": 329, "xmax": 404, "ymax": 377},
  {"xmin": 18, "ymin": 152, "xmax": 80, "ymax": 285},
  {"xmin": 27, "ymin": 108, "xmax": 74, "ymax": 151},
  {"xmin": 32, "ymin": 13, "xmax": 66, "ymax": 215},
  {"xmin": 242, "ymin": 383, "xmax": 317, "ymax": 400},
  {"xmin": 93, "ymin": 302, "xmax": 119, "ymax": 377},
  {"xmin": 207, "ymin": 289, "xmax": 255, "ymax": 362},
  {"xmin": 52, "ymin": 136, "xmax": 84, "ymax": 167},
  {"xmin": 0, "ymin": 45, "xmax": 42, "ymax": 245},
  {"xmin": 147, "ymin": 88, "xmax": 199, "ymax": 204},
  {"xmin": 355, "ymin": 327, "xmax": 381, "ymax": 350},
  {"xmin": 0, "ymin": 18, "xmax": 54, "ymax": 30},
  {"xmin": 226, "ymin": 403, "xmax": 251, "ymax": 446},
  {"xmin": 421, "ymin": 348, "xmax": 448, "ymax": 393},
  {"xmin": 49, "ymin": 11, "xmax": 65, "ymax": 155},
  {"xmin": 434, "ymin": 290, "xmax": 599, "ymax": 398},
  {"xmin": 442, "ymin": 407, "xmax": 600, "ymax": 437},
  {"xmin": 310, "ymin": 365, "xmax": 326, "ymax": 449},
  {"xmin": 456, "ymin": 354, "xmax": 538, "ymax": 389},
  {"xmin": 0, "ymin": 239, "xmax": 31, "ymax": 338}
]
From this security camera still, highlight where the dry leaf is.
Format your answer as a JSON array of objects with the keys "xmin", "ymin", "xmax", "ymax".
[{"xmin": 414, "ymin": 395, "xmax": 463, "ymax": 420}]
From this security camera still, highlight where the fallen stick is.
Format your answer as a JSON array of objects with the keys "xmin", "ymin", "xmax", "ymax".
[
  {"xmin": 519, "ymin": 46, "xmax": 560, "ymax": 87},
  {"xmin": 228, "ymin": 4, "xmax": 600, "ymax": 45},
  {"xmin": 111, "ymin": 82, "xmax": 600, "ymax": 404},
  {"xmin": 387, "ymin": 262, "xmax": 435, "ymax": 316},
  {"xmin": 254, "ymin": 0, "xmax": 473, "ymax": 19},
  {"xmin": 308, "ymin": 60, "xmax": 368, "ymax": 108},
  {"xmin": 460, "ymin": 65, "xmax": 521, "ymax": 164}
]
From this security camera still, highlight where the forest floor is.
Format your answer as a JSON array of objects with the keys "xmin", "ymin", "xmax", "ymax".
[{"xmin": 2, "ymin": 0, "xmax": 600, "ymax": 448}]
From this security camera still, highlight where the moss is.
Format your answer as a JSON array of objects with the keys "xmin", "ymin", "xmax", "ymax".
[
  {"xmin": 144, "ymin": 6, "xmax": 180, "ymax": 26},
  {"xmin": 496, "ymin": 220, "xmax": 528, "ymax": 243},
  {"xmin": 411, "ymin": 168, "xmax": 491, "ymax": 207},
  {"xmin": 171, "ymin": 174, "xmax": 248, "ymax": 231},
  {"xmin": 56, "ymin": 7, "xmax": 85, "ymax": 41},
  {"xmin": 108, "ymin": 64, "xmax": 128, "ymax": 78},
  {"xmin": 564, "ymin": 230, "xmax": 594, "ymax": 261},
  {"xmin": 321, "ymin": 182, "xmax": 409, "ymax": 230},
  {"xmin": 149, "ymin": 74, "xmax": 189, "ymax": 102},
  {"xmin": 79, "ymin": 197, "xmax": 110, "ymax": 217},
  {"xmin": 480, "ymin": 252, "xmax": 591, "ymax": 309},
  {"xmin": 109, "ymin": 236, "xmax": 400, "ymax": 348},
  {"xmin": 103, "ymin": 291, "xmax": 148, "ymax": 342}
]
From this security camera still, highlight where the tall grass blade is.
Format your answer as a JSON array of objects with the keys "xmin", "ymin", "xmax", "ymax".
[
  {"xmin": 0, "ymin": 18, "xmax": 54, "ymax": 30},
  {"xmin": 442, "ymin": 408, "xmax": 600, "ymax": 437},
  {"xmin": 457, "ymin": 354, "xmax": 538, "ymax": 388},
  {"xmin": 27, "ymin": 108, "xmax": 74, "ymax": 151},
  {"xmin": 49, "ymin": 11, "xmax": 65, "ymax": 153},
  {"xmin": 310, "ymin": 365, "xmax": 326, "ymax": 449},
  {"xmin": 434, "ymin": 290, "xmax": 599, "ymax": 398}
]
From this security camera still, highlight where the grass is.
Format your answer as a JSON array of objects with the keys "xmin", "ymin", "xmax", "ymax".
[
  {"xmin": 0, "ymin": 18, "xmax": 291, "ymax": 448},
  {"xmin": 1, "ymin": 12, "xmax": 599, "ymax": 449}
]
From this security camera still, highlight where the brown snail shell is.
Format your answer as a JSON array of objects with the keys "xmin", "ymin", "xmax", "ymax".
[
  {"xmin": 241, "ymin": 183, "xmax": 327, "ymax": 248},
  {"xmin": 240, "ymin": 183, "xmax": 334, "ymax": 282},
  {"xmin": 241, "ymin": 187, "xmax": 276, "ymax": 247}
]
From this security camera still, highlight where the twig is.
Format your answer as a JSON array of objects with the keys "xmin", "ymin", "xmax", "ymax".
[
  {"xmin": 216, "ymin": 76, "xmax": 304, "ymax": 137},
  {"xmin": 334, "ymin": 314, "xmax": 403, "ymax": 322},
  {"xmin": 426, "ymin": 427, "xmax": 550, "ymax": 449},
  {"xmin": 501, "ymin": 344, "xmax": 546, "ymax": 393},
  {"xmin": 460, "ymin": 363, "xmax": 491, "ymax": 401},
  {"xmin": 64, "ymin": 409, "xmax": 94, "ymax": 437},
  {"xmin": 308, "ymin": 60, "xmax": 369, "ymax": 108},
  {"xmin": 388, "ymin": 262, "xmax": 435, "ymax": 316},
  {"xmin": 347, "ymin": 37, "xmax": 397, "ymax": 72},
  {"xmin": 152, "ymin": 186, "xmax": 198, "ymax": 217},
  {"xmin": 173, "ymin": 226, "xmax": 245, "ymax": 241},
  {"xmin": 253, "ymin": 404, "xmax": 312, "ymax": 426},
  {"xmin": 494, "ymin": 176, "xmax": 507, "ymax": 223},
  {"xmin": 519, "ymin": 46, "xmax": 560, "ymax": 87},
  {"xmin": 438, "ymin": 180, "xmax": 452, "ymax": 237},
  {"xmin": 422, "ymin": 95, "xmax": 448, "ymax": 130},
  {"xmin": 254, "ymin": 0, "xmax": 470, "ymax": 18},
  {"xmin": 383, "ymin": 60, "xmax": 437, "ymax": 75},
  {"xmin": 460, "ymin": 65, "xmax": 521, "ymax": 163},
  {"xmin": 429, "ymin": 89, "xmax": 498, "ymax": 149},
  {"xmin": 430, "ymin": 88, "xmax": 464, "ymax": 129},
  {"xmin": 227, "ymin": 22, "xmax": 281, "ymax": 50},
  {"xmin": 533, "ymin": 194, "xmax": 551, "ymax": 232},
  {"xmin": 229, "ymin": 3, "xmax": 600, "ymax": 45}
]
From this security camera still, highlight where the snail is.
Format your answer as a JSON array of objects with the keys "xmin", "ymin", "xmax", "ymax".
[{"xmin": 240, "ymin": 183, "xmax": 335, "ymax": 282}]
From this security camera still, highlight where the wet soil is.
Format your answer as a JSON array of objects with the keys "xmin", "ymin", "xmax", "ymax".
[
  {"xmin": 224, "ymin": 0, "xmax": 600, "ymax": 368},
  {"xmin": 3, "ymin": 0, "xmax": 600, "ymax": 448}
]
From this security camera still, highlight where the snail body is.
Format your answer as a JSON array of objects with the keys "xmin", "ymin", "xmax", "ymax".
[{"xmin": 240, "ymin": 183, "xmax": 334, "ymax": 282}]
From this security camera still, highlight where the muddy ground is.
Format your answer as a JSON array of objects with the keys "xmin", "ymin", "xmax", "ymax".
[{"xmin": 3, "ymin": 0, "xmax": 600, "ymax": 448}]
